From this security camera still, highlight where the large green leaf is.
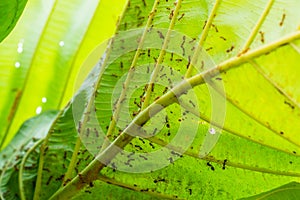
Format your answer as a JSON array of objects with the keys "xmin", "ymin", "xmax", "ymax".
[
  {"xmin": 242, "ymin": 182, "xmax": 300, "ymax": 200},
  {"xmin": 0, "ymin": 110, "xmax": 58, "ymax": 200},
  {"xmin": 2, "ymin": 0, "xmax": 300, "ymax": 199},
  {"xmin": 0, "ymin": 0, "xmax": 27, "ymax": 42},
  {"xmin": 0, "ymin": 0, "xmax": 126, "ymax": 149}
]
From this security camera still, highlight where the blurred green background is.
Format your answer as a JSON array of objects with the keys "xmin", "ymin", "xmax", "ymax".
[{"xmin": 0, "ymin": 0, "xmax": 126, "ymax": 149}]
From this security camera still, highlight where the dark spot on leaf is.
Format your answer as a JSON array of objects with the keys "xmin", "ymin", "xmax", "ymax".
[
  {"xmin": 171, "ymin": 150, "xmax": 182, "ymax": 157},
  {"xmin": 279, "ymin": 13, "xmax": 286, "ymax": 26},
  {"xmin": 220, "ymin": 36, "xmax": 226, "ymax": 41},
  {"xmin": 135, "ymin": 145, "xmax": 143, "ymax": 150},
  {"xmin": 202, "ymin": 20, "xmax": 207, "ymax": 29},
  {"xmin": 139, "ymin": 155, "xmax": 148, "ymax": 160},
  {"xmin": 178, "ymin": 13, "xmax": 185, "ymax": 21},
  {"xmin": 152, "ymin": 128, "xmax": 158, "ymax": 135},
  {"xmin": 168, "ymin": 157, "xmax": 174, "ymax": 163},
  {"xmin": 14, "ymin": 165, "xmax": 19, "ymax": 171},
  {"xmin": 259, "ymin": 31, "xmax": 265, "ymax": 43},
  {"xmin": 169, "ymin": 10, "xmax": 174, "ymax": 20},
  {"xmin": 78, "ymin": 121, "xmax": 82, "ymax": 133},
  {"xmin": 284, "ymin": 100, "xmax": 295, "ymax": 109},
  {"xmin": 157, "ymin": 30, "xmax": 165, "ymax": 39},
  {"xmin": 212, "ymin": 24, "xmax": 218, "ymax": 32},
  {"xmin": 111, "ymin": 162, "xmax": 117, "ymax": 170},
  {"xmin": 154, "ymin": 178, "xmax": 166, "ymax": 183},
  {"xmin": 127, "ymin": 152, "xmax": 135, "ymax": 158},
  {"xmin": 189, "ymin": 100, "xmax": 195, "ymax": 108},
  {"xmin": 207, "ymin": 162, "xmax": 215, "ymax": 171},
  {"xmin": 181, "ymin": 35, "xmax": 186, "ymax": 56},
  {"xmin": 46, "ymin": 176, "xmax": 53, "ymax": 185},
  {"xmin": 138, "ymin": 137, "xmax": 145, "ymax": 144},
  {"xmin": 201, "ymin": 61, "xmax": 204, "ymax": 69},
  {"xmin": 167, "ymin": 130, "xmax": 171, "ymax": 136},
  {"xmin": 63, "ymin": 178, "xmax": 71, "ymax": 186},
  {"xmin": 163, "ymin": 86, "xmax": 168, "ymax": 94},
  {"xmin": 170, "ymin": 52, "xmax": 173, "ymax": 61},
  {"xmin": 43, "ymin": 168, "xmax": 50, "ymax": 172},
  {"xmin": 76, "ymin": 159, "xmax": 82, "ymax": 166},
  {"xmin": 85, "ymin": 155, "xmax": 91, "ymax": 161},
  {"xmin": 160, "ymin": 74, "xmax": 166, "ymax": 79},
  {"xmin": 226, "ymin": 46, "xmax": 234, "ymax": 53},
  {"xmin": 94, "ymin": 128, "xmax": 99, "ymax": 137},
  {"xmin": 149, "ymin": 143, "xmax": 155, "ymax": 149},
  {"xmin": 56, "ymin": 174, "xmax": 65, "ymax": 181},
  {"xmin": 222, "ymin": 159, "xmax": 227, "ymax": 170}
]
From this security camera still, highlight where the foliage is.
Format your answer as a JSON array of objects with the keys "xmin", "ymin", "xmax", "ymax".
[
  {"xmin": 0, "ymin": 0, "xmax": 27, "ymax": 42},
  {"xmin": 1, "ymin": 0, "xmax": 300, "ymax": 199}
]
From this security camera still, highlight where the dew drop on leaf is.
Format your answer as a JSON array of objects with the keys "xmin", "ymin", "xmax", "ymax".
[
  {"xmin": 36, "ymin": 106, "xmax": 42, "ymax": 114},
  {"xmin": 209, "ymin": 128, "xmax": 216, "ymax": 135},
  {"xmin": 17, "ymin": 47, "xmax": 23, "ymax": 53},
  {"xmin": 59, "ymin": 41, "xmax": 65, "ymax": 47},
  {"xmin": 42, "ymin": 97, "xmax": 47, "ymax": 103},
  {"xmin": 15, "ymin": 62, "xmax": 21, "ymax": 68}
]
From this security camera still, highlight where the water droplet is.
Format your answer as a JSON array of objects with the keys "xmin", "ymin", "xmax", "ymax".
[
  {"xmin": 17, "ymin": 40, "xmax": 24, "ymax": 53},
  {"xmin": 36, "ymin": 106, "xmax": 42, "ymax": 114},
  {"xmin": 15, "ymin": 62, "xmax": 21, "ymax": 68},
  {"xmin": 209, "ymin": 128, "xmax": 216, "ymax": 135},
  {"xmin": 17, "ymin": 47, "xmax": 23, "ymax": 53},
  {"xmin": 59, "ymin": 41, "xmax": 65, "ymax": 47},
  {"xmin": 42, "ymin": 97, "xmax": 47, "ymax": 103}
]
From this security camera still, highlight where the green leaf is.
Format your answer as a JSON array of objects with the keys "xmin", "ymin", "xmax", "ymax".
[
  {"xmin": 241, "ymin": 182, "xmax": 300, "ymax": 200},
  {"xmin": 0, "ymin": 0, "xmax": 27, "ymax": 43},
  {"xmin": 0, "ymin": 0, "xmax": 126, "ymax": 150},
  {"xmin": 38, "ymin": 0, "xmax": 300, "ymax": 199},
  {"xmin": 3, "ymin": 0, "xmax": 300, "ymax": 199},
  {"xmin": 72, "ymin": 179, "xmax": 165, "ymax": 200},
  {"xmin": 0, "ymin": 110, "xmax": 58, "ymax": 200}
]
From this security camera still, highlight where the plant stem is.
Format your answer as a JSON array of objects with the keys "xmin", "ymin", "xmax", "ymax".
[
  {"xmin": 19, "ymin": 139, "xmax": 44, "ymax": 200},
  {"xmin": 185, "ymin": 0, "xmax": 221, "ymax": 78},
  {"xmin": 240, "ymin": 0, "xmax": 275, "ymax": 53}
]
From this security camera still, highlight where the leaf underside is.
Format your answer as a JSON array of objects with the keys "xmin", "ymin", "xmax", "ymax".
[{"xmin": 2, "ymin": 0, "xmax": 300, "ymax": 199}]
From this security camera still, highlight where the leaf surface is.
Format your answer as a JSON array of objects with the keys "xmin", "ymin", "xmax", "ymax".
[
  {"xmin": 0, "ymin": 0, "xmax": 126, "ymax": 149},
  {"xmin": 0, "ymin": 0, "xmax": 27, "ymax": 42},
  {"xmin": 2, "ymin": 0, "xmax": 300, "ymax": 199}
]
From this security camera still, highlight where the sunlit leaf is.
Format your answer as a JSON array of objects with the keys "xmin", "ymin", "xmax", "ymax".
[
  {"xmin": 0, "ymin": 0, "xmax": 126, "ymax": 149},
  {"xmin": 2, "ymin": 0, "xmax": 300, "ymax": 199},
  {"xmin": 0, "ymin": 0, "xmax": 27, "ymax": 42},
  {"xmin": 0, "ymin": 110, "xmax": 58, "ymax": 200},
  {"xmin": 242, "ymin": 182, "xmax": 300, "ymax": 200}
]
